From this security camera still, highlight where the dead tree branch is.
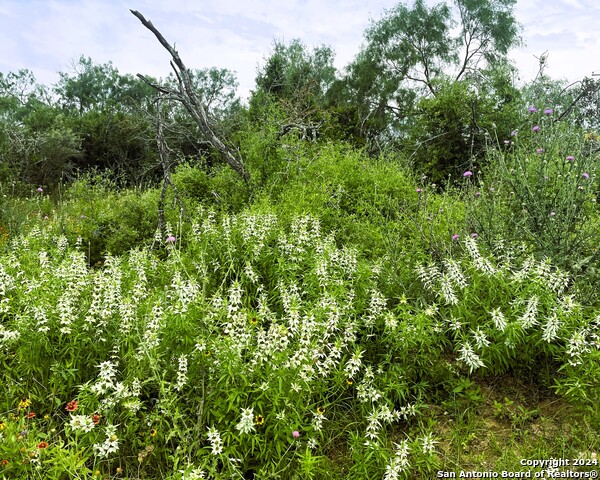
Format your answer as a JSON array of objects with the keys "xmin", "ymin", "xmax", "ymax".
[
  {"xmin": 557, "ymin": 80, "xmax": 600, "ymax": 123},
  {"xmin": 131, "ymin": 9, "xmax": 249, "ymax": 183},
  {"xmin": 155, "ymin": 96, "xmax": 188, "ymax": 242}
]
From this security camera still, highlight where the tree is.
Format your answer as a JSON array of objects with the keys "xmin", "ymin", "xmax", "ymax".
[
  {"xmin": 55, "ymin": 56, "xmax": 119, "ymax": 114},
  {"xmin": 250, "ymin": 39, "xmax": 337, "ymax": 141},
  {"xmin": 453, "ymin": 0, "xmax": 521, "ymax": 79},
  {"xmin": 166, "ymin": 67, "xmax": 240, "ymax": 119},
  {"xmin": 339, "ymin": 0, "xmax": 521, "ymax": 146},
  {"xmin": 0, "ymin": 69, "xmax": 51, "ymax": 123},
  {"xmin": 0, "ymin": 70, "xmax": 76, "ymax": 186},
  {"xmin": 255, "ymin": 39, "xmax": 336, "ymax": 103},
  {"xmin": 54, "ymin": 56, "xmax": 156, "ymax": 114}
]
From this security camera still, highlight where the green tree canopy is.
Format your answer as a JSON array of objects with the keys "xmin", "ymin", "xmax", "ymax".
[
  {"xmin": 54, "ymin": 56, "xmax": 156, "ymax": 114},
  {"xmin": 254, "ymin": 39, "xmax": 336, "ymax": 104},
  {"xmin": 340, "ymin": 0, "xmax": 521, "ymax": 143}
]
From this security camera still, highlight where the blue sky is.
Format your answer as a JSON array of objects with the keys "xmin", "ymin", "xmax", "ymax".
[{"xmin": 1, "ymin": 0, "xmax": 598, "ymax": 101}]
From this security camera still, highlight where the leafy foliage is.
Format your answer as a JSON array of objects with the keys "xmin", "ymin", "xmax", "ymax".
[
  {"xmin": 336, "ymin": 0, "xmax": 521, "ymax": 164},
  {"xmin": 1, "ymin": 5, "xmax": 600, "ymax": 478}
]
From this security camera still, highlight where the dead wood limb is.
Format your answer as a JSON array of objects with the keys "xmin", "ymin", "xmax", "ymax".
[
  {"xmin": 557, "ymin": 80, "xmax": 600, "ymax": 123},
  {"xmin": 276, "ymin": 122, "xmax": 322, "ymax": 142},
  {"xmin": 155, "ymin": 95, "xmax": 188, "ymax": 243},
  {"xmin": 131, "ymin": 9, "xmax": 249, "ymax": 183}
]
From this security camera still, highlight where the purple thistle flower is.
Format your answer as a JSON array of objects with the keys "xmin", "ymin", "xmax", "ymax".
[
  {"xmin": 416, "ymin": 188, "xmax": 423, "ymax": 193},
  {"xmin": 536, "ymin": 148, "xmax": 545, "ymax": 154},
  {"xmin": 582, "ymin": 172, "xmax": 590, "ymax": 180},
  {"xmin": 471, "ymin": 233, "xmax": 478, "ymax": 239},
  {"xmin": 544, "ymin": 108, "xmax": 554, "ymax": 115},
  {"xmin": 166, "ymin": 235, "xmax": 176, "ymax": 243},
  {"xmin": 532, "ymin": 125, "xmax": 540, "ymax": 132},
  {"xmin": 463, "ymin": 171, "xmax": 473, "ymax": 177},
  {"xmin": 504, "ymin": 140, "xmax": 510, "ymax": 145},
  {"xmin": 474, "ymin": 191, "xmax": 481, "ymax": 197},
  {"xmin": 511, "ymin": 130, "xmax": 518, "ymax": 137},
  {"xmin": 292, "ymin": 431, "xmax": 300, "ymax": 438},
  {"xmin": 566, "ymin": 155, "xmax": 575, "ymax": 161},
  {"xmin": 528, "ymin": 106, "xmax": 538, "ymax": 113},
  {"xmin": 452, "ymin": 234, "xmax": 460, "ymax": 241},
  {"xmin": 37, "ymin": 187, "xmax": 43, "ymax": 193}
]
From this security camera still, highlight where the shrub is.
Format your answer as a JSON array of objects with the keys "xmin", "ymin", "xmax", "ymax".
[
  {"xmin": 416, "ymin": 236, "xmax": 600, "ymax": 402},
  {"xmin": 468, "ymin": 104, "xmax": 600, "ymax": 300}
]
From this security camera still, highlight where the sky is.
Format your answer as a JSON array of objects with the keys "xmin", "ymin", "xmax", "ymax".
[{"xmin": 1, "ymin": 0, "xmax": 598, "ymax": 102}]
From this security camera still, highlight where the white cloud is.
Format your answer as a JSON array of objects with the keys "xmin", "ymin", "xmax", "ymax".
[
  {"xmin": 512, "ymin": 0, "xmax": 600, "ymax": 81},
  {"xmin": 1, "ymin": 0, "xmax": 599, "ymax": 102}
]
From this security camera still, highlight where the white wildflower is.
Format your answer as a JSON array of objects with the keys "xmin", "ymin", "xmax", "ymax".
[
  {"xmin": 56, "ymin": 235, "xmax": 68, "ymax": 253},
  {"xmin": 384, "ymin": 440, "xmax": 411, "ymax": 480},
  {"xmin": 312, "ymin": 408, "xmax": 326, "ymax": 432},
  {"xmin": 122, "ymin": 399, "xmax": 142, "ymax": 414},
  {"xmin": 276, "ymin": 410, "xmax": 287, "ymax": 421},
  {"xmin": 91, "ymin": 360, "xmax": 118, "ymax": 395},
  {"xmin": 384, "ymin": 311, "xmax": 398, "ymax": 330},
  {"xmin": 416, "ymin": 263, "xmax": 442, "ymax": 292},
  {"xmin": 365, "ymin": 405, "xmax": 401, "ymax": 445},
  {"xmin": 443, "ymin": 258, "xmax": 468, "ymax": 289},
  {"xmin": 364, "ymin": 408, "xmax": 382, "ymax": 442},
  {"xmin": 473, "ymin": 328, "xmax": 490, "ymax": 349},
  {"xmin": 421, "ymin": 432, "xmax": 437, "ymax": 454},
  {"xmin": 69, "ymin": 414, "xmax": 95, "ymax": 433},
  {"xmin": 93, "ymin": 424, "xmax": 119, "ymax": 458},
  {"xmin": 458, "ymin": 342, "xmax": 485, "ymax": 372},
  {"xmin": 464, "ymin": 236, "xmax": 496, "ymax": 275},
  {"xmin": 344, "ymin": 349, "xmax": 364, "ymax": 378},
  {"xmin": 366, "ymin": 289, "xmax": 387, "ymax": 327},
  {"xmin": 542, "ymin": 311, "xmax": 561, "ymax": 342},
  {"xmin": 180, "ymin": 467, "xmax": 206, "ymax": 480},
  {"xmin": 490, "ymin": 308, "xmax": 507, "ymax": 332},
  {"xmin": 235, "ymin": 407, "xmax": 255, "ymax": 435},
  {"xmin": 566, "ymin": 329, "xmax": 591, "ymax": 366},
  {"xmin": 519, "ymin": 296, "xmax": 538, "ymax": 329},
  {"xmin": 440, "ymin": 275, "xmax": 459, "ymax": 304},
  {"xmin": 0, "ymin": 325, "xmax": 20, "ymax": 345},
  {"xmin": 398, "ymin": 403, "xmax": 417, "ymax": 420},
  {"xmin": 244, "ymin": 262, "xmax": 259, "ymax": 284},
  {"xmin": 356, "ymin": 366, "xmax": 382, "ymax": 403},
  {"xmin": 559, "ymin": 295, "xmax": 578, "ymax": 314},
  {"xmin": 227, "ymin": 281, "xmax": 243, "ymax": 318},
  {"xmin": 448, "ymin": 316, "xmax": 462, "ymax": 331},
  {"xmin": 207, "ymin": 427, "xmax": 223, "ymax": 455},
  {"xmin": 512, "ymin": 256, "xmax": 534, "ymax": 282},
  {"xmin": 174, "ymin": 354, "xmax": 188, "ymax": 392}
]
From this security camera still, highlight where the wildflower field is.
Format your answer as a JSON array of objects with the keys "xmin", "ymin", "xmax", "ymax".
[
  {"xmin": 2, "ymin": 0, "xmax": 600, "ymax": 472},
  {"xmin": 1, "ymin": 101, "xmax": 600, "ymax": 480}
]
